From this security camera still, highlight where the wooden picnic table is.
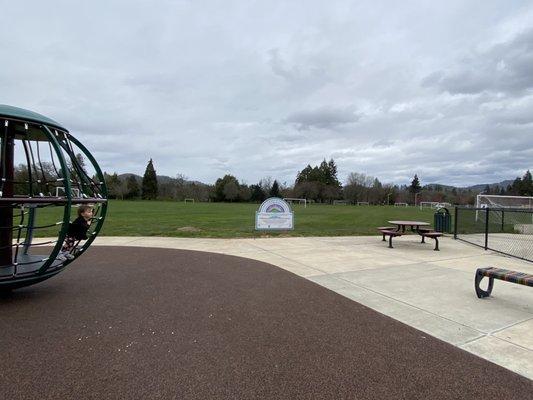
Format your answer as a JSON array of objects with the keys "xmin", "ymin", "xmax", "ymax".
[{"xmin": 388, "ymin": 220, "xmax": 430, "ymax": 233}]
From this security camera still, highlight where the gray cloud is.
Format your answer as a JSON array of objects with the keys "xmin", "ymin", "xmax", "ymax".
[
  {"xmin": 1, "ymin": 1, "xmax": 532, "ymax": 187},
  {"xmin": 423, "ymin": 28, "xmax": 533, "ymax": 95},
  {"xmin": 284, "ymin": 107, "xmax": 360, "ymax": 130}
]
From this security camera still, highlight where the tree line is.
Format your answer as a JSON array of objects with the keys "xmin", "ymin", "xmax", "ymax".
[{"xmin": 103, "ymin": 158, "xmax": 533, "ymax": 206}]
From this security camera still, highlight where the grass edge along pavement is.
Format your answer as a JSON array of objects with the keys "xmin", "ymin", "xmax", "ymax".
[{"xmin": 34, "ymin": 200, "xmax": 439, "ymax": 238}]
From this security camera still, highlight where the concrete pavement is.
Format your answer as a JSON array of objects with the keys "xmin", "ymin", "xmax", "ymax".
[{"xmin": 80, "ymin": 234, "xmax": 533, "ymax": 379}]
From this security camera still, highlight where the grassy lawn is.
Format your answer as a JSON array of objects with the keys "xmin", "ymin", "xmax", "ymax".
[
  {"xmin": 30, "ymin": 200, "xmax": 442, "ymax": 238},
  {"xmin": 46, "ymin": 200, "xmax": 439, "ymax": 238}
]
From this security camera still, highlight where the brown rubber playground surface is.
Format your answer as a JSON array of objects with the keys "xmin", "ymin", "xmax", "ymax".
[{"xmin": 1, "ymin": 246, "xmax": 532, "ymax": 399}]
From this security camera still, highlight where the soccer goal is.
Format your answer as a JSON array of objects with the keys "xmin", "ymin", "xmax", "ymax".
[
  {"xmin": 420, "ymin": 201, "xmax": 439, "ymax": 209},
  {"xmin": 475, "ymin": 194, "xmax": 533, "ymax": 223},
  {"xmin": 420, "ymin": 201, "xmax": 452, "ymax": 210},
  {"xmin": 55, "ymin": 186, "xmax": 82, "ymax": 198},
  {"xmin": 394, "ymin": 202, "xmax": 408, "ymax": 207},
  {"xmin": 476, "ymin": 195, "xmax": 533, "ymax": 210},
  {"xmin": 357, "ymin": 201, "xmax": 370, "ymax": 206},
  {"xmin": 184, "ymin": 198, "xmax": 195, "ymax": 203},
  {"xmin": 333, "ymin": 200, "xmax": 348, "ymax": 205},
  {"xmin": 283, "ymin": 198, "xmax": 307, "ymax": 208}
]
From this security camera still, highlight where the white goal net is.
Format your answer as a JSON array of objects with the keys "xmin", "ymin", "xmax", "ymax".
[
  {"xmin": 55, "ymin": 186, "xmax": 82, "ymax": 198},
  {"xmin": 476, "ymin": 195, "xmax": 533, "ymax": 210},
  {"xmin": 475, "ymin": 195, "xmax": 533, "ymax": 224},
  {"xmin": 283, "ymin": 198, "xmax": 307, "ymax": 208},
  {"xmin": 419, "ymin": 201, "xmax": 452, "ymax": 210},
  {"xmin": 333, "ymin": 200, "xmax": 348, "ymax": 205}
]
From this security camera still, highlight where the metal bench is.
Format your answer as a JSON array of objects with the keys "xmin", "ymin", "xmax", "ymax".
[{"xmin": 475, "ymin": 267, "xmax": 533, "ymax": 298}]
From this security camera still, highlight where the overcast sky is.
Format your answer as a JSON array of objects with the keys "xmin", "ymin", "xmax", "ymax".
[{"xmin": 1, "ymin": 0, "xmax": 532, "ymax": 187}]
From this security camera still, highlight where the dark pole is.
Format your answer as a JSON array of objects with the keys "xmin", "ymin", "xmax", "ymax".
[
  {"xmin": 0, "ymin": 120, "xmax": 14, "ymax": 266},
  {"xmin": 484, "ymin": 208, "xmax": 489, "ymax": 250},
  {"xmin": 501, "ymin": 210, "xmax": 504, "ymax": 232},
  {"xmin": 453, "ymin": 206, "xmax": 458, "ymax": 239}
]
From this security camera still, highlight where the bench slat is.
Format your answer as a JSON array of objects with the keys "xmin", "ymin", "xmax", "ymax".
[
  {"xmin": 379, "ymin": 230, "xmax": 402, "ymax": 236},
  {"xmin": 478, "ymin": 267, "xmax": 533, "ymax": 286},
  {"xmin": 421, "ymin": 232, "xmax": 443, "ymax": 238}
]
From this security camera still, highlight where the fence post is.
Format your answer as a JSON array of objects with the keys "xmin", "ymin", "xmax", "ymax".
[
  {"xmin": 453, "ymin": 206, "xmax": 458, "ymax": 239},
  {"xmin": 484, "ymin": 208, "xmax": 489, "ymax": 250},
  {"xmin": 501, "ymin": 210, "xmax": 504, "ymax": 232}
]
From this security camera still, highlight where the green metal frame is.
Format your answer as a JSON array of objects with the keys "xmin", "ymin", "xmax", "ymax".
[
  {"xmin": 0, "ymin": 108, "xmax": 108, "ymax": 287},
  {"xmin": 61, "ymin": 133, "xmax": 108, "ymax": 260},
  {"xmin": 38, "ymin": 125, "xmax": 72, "ymax": 273}
]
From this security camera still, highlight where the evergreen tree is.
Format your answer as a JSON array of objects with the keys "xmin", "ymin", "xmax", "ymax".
[
  {"xmin": 327, "ymin": 159, "xmax": 341, "ymax": 187},
  {"xmin": 318, "ymin": 160, "xmax": 329, "ymax": 183},
  {"xmin": 409, "ymin": 174, "xmax": 422, "ymax": 194},
  {"xmin": 509, "ymin": 177, "xmax": 522, "ymax": 195},
  {"xmin": 521, "ymin": 170, "xmax": 533, "ymax": 196},
  {"xmin": 105, "ymin": 172, "xmax": 122, "ymax": 199},
  {"xmin": 296, "ymin": 165, "xmax": 313, "ymax": 184},
  {"xmin": 125, "ymin": 175, "xmax": 140, "ymax": 199},
  {"xmin": 295, "ymin": 159, "xmax": 342, "ymax": 202},
  {"xmin": 270, "ymin": 180, "xmax": 281, "ymax": 197},
  {"xmin": 141, "ymin": 159, "xmax": 158, "ymax": 200},
  {"xmin": 409, "ymin": 174, "xmax": 422, "ymax": 204},
  {"xmin": 250, "ymin": 184, "xmax": 266, "ymax": 202}
]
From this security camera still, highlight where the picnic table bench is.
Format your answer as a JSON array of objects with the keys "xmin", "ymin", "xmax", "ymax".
[
  {"xmin": 419, "ymin": 231, "xmax": 443, "ymax": 251},
  {"xmin": 475, "ymin": 267, "xmax": 533, "ymax": 298},
  {"xmin": 377, "ymin": 228, "xmax": 403, "ymax": 248}
]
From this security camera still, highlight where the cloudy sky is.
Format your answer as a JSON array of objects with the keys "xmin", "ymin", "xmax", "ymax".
[{"xmin": 1, "ymin": 0, "xmax": 532, "ymax": 187}]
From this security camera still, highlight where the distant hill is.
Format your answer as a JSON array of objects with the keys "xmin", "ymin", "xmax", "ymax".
[
  {"xmin": 424, "ymin": 183, "xmax": 457, "ymax": 191},
  {"xmin": 119, "ymin": 173, "xmax": 176, "ymax": 184},
  {"xmin": 424, "ymin": 179, "xmax": 515, "ymax": 192},
  {"xmin": 466, "ymin": 180, "xmax": 514, "ymax": 192},
  {"xmin": 118, "ymin": 174, "xmax": 209, "ymax": 186},
  {"xmin": 118, "ymin": 173, "xmax": 140, "ymax": 180}
]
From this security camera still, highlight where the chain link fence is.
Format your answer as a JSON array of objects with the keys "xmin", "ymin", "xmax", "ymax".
[{"xmin": 454, "ymin": 207, "xmax": 533, "ymax": 262}]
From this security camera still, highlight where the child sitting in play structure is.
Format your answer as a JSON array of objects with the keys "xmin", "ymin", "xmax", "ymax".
[{"xmin": 58, "ymin": 205, "xmax": 93, "ymax": 261}]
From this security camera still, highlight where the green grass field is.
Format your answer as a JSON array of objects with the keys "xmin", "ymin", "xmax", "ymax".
[
  {"xmin": 48, "ymin": 200, "xmax": 438, "ymax": 238},
  {"xmin": 28, "ymin": 200, "xmax": 444, "ymax": 238}
]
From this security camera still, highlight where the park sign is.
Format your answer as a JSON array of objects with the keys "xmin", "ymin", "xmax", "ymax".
[{"xmin": 255, "ymin": 197, "xmax": 294, "ymax": 230}]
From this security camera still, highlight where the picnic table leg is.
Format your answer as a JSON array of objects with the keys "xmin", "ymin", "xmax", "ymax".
[
  {"xmin": 433, "ymin": 237, "xmax": 440, "ymax": 251},
  {"xmin": 388, "ymin": 235, "xmax": 394, "ymax": 248},
  {"xmin": 382, "ymin": 233, "xmax": 386, "ymax": 242}
]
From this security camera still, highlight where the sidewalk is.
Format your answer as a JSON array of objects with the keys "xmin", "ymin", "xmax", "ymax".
[{"xmin": 87, "ymin": 235, "xmax": 533, "ymax": 379}]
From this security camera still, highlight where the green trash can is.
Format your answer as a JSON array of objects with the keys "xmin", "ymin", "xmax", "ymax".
[{"xmin": 434, "ymin": 207, "xmax": 452, "ymax": 233}]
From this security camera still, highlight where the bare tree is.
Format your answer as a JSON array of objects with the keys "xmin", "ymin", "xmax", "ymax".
[{"xmin": 259, "ymin": 176, "xmax": 273, "ymax": 194}]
